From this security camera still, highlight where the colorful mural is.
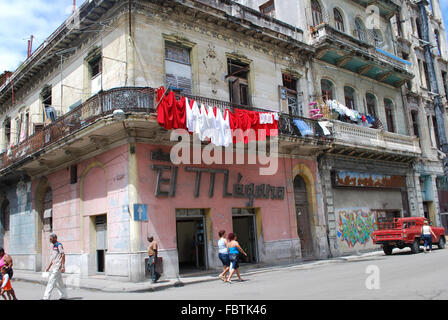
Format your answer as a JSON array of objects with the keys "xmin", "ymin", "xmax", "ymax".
[{"xmin": 337, "ymin": 208, "xmax": 376, "ymax": 247}]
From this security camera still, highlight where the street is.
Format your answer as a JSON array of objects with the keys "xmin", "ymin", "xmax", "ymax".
[{"xmin": 10, "ymin": 247, "xmax": 448, "ymax": 300}]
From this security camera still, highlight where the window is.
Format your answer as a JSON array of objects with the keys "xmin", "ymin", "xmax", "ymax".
[
  {"xmin": 70, "ymin": 165, "xmax": 78, "ymax": 185},
  {"xmin": 372, "ymin": 29, "xmax": 383, "ymax": 47},
  {"xmin": 311, "ymin": 0, "xmax": 323, "ymax": 27},
  {"xmin": 1, "ymin": 200, "xmax": 9, "ymax": 232},
  {"xmin": 442, "ymin": 71, "xmax": 448, "ymax": 97},
  {"xmin": 43, "ymin": 187, "xmax": 53, "ymax": 232},
  {"xmin": 384, "ymin": 99, "xmax": 395, "ymax": 133},
  {"xmin": 411, "ymin": 110, "xmax": 420, "ymax": 138},
  {"xmin": 165, "ymin": 43, "xmax": 193, "ymax": 95},
  {"xmin": 227, "ymin": 59, "xmax": 250, "ymax": 106},
  {"xmin": 88, "ymin": 54, "xmax": 102, "ymax": 95},
  {"xmin": 396, "ymin": 13, "xmax": 403, "ymax": 37},
  {"xmin": 344, "ymin": 86, "xmax": 357, "ymax": 109},
  {"xmin": 432, "ymin": 116, "xmax": 441, "ymax": 149},
  {"xmin": 435, "ymin": 30, "xmax": 441, "ymax": 55},
  {"xmin": 355, "ymin": 18, "xmax": 366, "ymax": 42},
  {"xmin": 321, "ymin": 79, "xmax": 335, "ymax": 101},
  {"xmin": 89, "ymin": 56, "xmax": 102, "ymax": 79},
  {"xmin": 260, "ymin": 0, "xmax": 275, "ymax": 17},
  {"xmin": 283, "ymin": 73, "xmax": 302, "ymax": 116},
  {"xmin": 423, "ymin": 61, "xmax": 431, "ymax": 90},
  {"xmin": 334, "ymin": 8, "xmax": 344, "ymax": 32},
  {"xmin": 366, "ymin": 93, "xmax": 377, "ymax": 118},
  {"xmin": 416, "ymin": 18, "xmax": 423, "ymax": 39},
  {"xmin": 15, "ymin": 117, "xmax": 21, "ymax": 144},
  {"xmin": 4, "ymin": 119, "xmax": 10, "ymax": 148}
]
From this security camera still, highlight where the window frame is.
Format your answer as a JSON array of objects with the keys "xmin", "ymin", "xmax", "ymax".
[
  {"xmin": 333, "ymin": 8, "xmax": 344, "ymax": 32},
  {"xmin": 311, "ymin": 0, "xmax": 324, "ymax": 27}
]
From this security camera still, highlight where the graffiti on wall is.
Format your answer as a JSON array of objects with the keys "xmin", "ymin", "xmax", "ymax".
[{"xmin": 336, "ymin": 208, "xmax": 376, "ymax": 247}]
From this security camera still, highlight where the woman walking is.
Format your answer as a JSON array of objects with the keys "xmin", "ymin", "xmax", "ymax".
[
  {"xmin": 226, "ymin": 233, "xmax": 247, "ymax": 283},
  {"xmin": 217, "ymin": 230, "xmax": 229, "ymax": 281},
  {"xmin": 422, "ymin": 220, "xmax": 436, "ymax": 253}
]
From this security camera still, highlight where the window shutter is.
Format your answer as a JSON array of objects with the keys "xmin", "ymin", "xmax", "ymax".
[{"xmin": 165, "ymin": 44, "xmax": 193, "ymax": 95}]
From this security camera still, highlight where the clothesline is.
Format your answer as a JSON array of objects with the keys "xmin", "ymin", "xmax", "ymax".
[{"xmin": 156, "ymin": 87, "xmax": 279, "ymax": 146}]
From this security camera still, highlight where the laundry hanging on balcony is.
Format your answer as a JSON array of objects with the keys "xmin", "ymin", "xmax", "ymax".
[
  {"xmin": 293, "ymin": 119, "xmax": 313, "ymax": 136},
  {"xmin": 326, "ymin": 99, "xmax": 376, "ymax": 126},
  {"xmin": 156, "ymin": 86, "xmax": 278, "ymax": 146}
]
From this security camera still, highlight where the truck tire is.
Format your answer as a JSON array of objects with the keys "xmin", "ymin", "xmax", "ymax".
[
  {"xmin": 411, "ymin": 239, "xmax": 420, "ymax": 254},
  {"xmin": 383, "ymin": 246, "xmax": 393, "ymax": 255},
  {"xmin": 438, "ymin": 237, "xmax": 446, "ymax": 250}
]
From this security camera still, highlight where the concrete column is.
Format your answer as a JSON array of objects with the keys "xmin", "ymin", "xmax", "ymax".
[
  {"xmin": 414, "ymin": 172, "xmax": 424, "ymax": 217},
  {"xmin": 430, "ymin": 175, "xmax": 442, "ymax": 226},
  {"xmin": 406, "ymin": 172, "xmax": 419, "ymax": 217},
  {"xmin": 127, "ymin": 138, "xmax": 142, "ymax": 282}
]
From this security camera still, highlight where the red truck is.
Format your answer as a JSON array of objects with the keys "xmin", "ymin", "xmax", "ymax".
[{"xmin": 372, "ymin": 217, "xmax": 446, "ymax": 255}]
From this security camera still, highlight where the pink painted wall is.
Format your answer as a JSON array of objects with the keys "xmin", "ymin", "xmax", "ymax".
[
  {"xmin": 137, "ymin": 144, "xmax": 320, "ymax": 251},
  {"xmin": 32, "ymin": 144, "xmax": 130, "ymax": 254}
]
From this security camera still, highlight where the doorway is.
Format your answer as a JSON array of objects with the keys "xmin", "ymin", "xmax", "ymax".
[
  {"xmin": 232, "ymin": 208, "xmax": 258, "ymax": 264},
  {"xmin": 95, "ymin": 215, "xmax": 107, "ymax": 273},
  {"xmin": 294, "ymin": 175, "xmax": 314, "ymax": 259},
  {"xmin": 176, "ymin": 209, "xmax": 207, "ymax": 273}
]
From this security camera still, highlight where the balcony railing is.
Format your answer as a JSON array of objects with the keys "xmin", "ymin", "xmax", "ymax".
[
  {"xmin": 332, "ymin": 120, "xmax": 421, "ymax": 155},
  {"xmin": 0, "ymin": 87, "xmax": 329, "ymax": 172}
]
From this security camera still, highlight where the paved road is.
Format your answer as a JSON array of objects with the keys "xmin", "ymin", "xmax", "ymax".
[{"xmin": 10, "ymin": 247, "xmax": 448, "ymax": 300}]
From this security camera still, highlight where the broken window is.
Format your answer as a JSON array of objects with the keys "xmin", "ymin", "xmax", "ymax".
[
  {"xmin": 435, "ymin": 30, "xmax": 441, "ymax": 56},
  {"xmin": 88, "ymin": 53, "xmax": 102, "ymax": 95},
  {"xmin": 165, "ymin": 43, "xmax": 193, "ymax": 95},
  {"xmin": 4, "ymin": 118, "xmax": 10, "ymax": 148},
  {"xmin": 41, "ymin": 85, "xmax": 53, "ymax": 124},
  {"xmin": 282, "ymin": 73, "xmax": 302, "ymax": 116},
  {"xmin": 422, "ymin": 61, "xmax": 431, "ymax": 90},
  {"xmin": 396, "ymin": 13, "xmax": 403, "ymax": 37},
  {"xmin": 15, "ymin": 117, "xmax": 21, "ymax": 144},
  {"xmin": 259, "ymin": 0, "xmax": 275, "ymax": 18},
  {"xmin": 442, "ymin": 71, "xmax": 448, "ymax": 97},
  {"xmin": 227, "ymin": 59, "xmax": 250, "ymax": 106},
  {"xmin": 432, "ymin": 115, "xmax": 441, "ymax": 149}
]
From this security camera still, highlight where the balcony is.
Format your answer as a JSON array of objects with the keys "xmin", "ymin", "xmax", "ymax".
[
  {"xmin": 348, "ymin": 0, "xmax": 400, "ymax": 20},
  {"xmin": 0, "ymin": 87, "xmax": 332, "ymax": 175},
  {"xmin": 330, "ymin": 120, "xmax": 421, "ymax": 161},
  {"xmin": 311, "ymin": 24, "xmax": 413, "ymax": 88}
]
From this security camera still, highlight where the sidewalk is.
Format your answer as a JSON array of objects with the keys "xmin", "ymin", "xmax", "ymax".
[{"xmin": 12, "ymin": 250, "xmax": 384, "ymax": 293}]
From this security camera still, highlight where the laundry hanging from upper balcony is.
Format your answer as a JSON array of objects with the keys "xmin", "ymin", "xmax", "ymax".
[
  {"xmin": 156, "ymin": 86, "xmax": 278, "ymax": 147},
  {"xmin": 326, "ymin": 99, "xmax": 376, "ymax": 127}
]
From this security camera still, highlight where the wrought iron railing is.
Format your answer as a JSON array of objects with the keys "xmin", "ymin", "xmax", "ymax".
[{"xmin": 0, "ymin": 87, "xmax": 330, "ymax": 172}]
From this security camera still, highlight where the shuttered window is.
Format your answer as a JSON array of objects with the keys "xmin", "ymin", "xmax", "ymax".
[{"xmin": 165, "ymin": 43, "xmax": 193, "ymax": 95}]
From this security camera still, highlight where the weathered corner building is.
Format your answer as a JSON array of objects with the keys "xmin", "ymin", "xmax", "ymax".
[{"xmin": 0, "ymin": 0, "xmax": 447, "ymax": 281}]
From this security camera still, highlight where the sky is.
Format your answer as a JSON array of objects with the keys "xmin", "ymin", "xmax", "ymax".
[{"xmin": 1, "ymin": 0, "xmax": 448, "ymax": 73}]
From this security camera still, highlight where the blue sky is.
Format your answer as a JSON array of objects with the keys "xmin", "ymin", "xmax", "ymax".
[{"xmin": 1, "ymin": 0, "xmax": 448, "ymax": 72}]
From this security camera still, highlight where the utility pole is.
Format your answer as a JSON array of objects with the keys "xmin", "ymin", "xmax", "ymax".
[{"xmin": 417, "ymin": 0, "xmax": 448, "ymax": 176}]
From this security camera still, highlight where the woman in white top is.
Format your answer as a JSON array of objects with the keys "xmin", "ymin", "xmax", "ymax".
[
  {"xmin": 422, "ymin": 220, "xmax": 436, "ymax": 253},
  {"xmin": 217, "ymin": 230, "xmax": 230, "ymax": 281}
]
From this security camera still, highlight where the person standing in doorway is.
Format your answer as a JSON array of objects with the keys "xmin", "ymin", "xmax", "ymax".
[
  {"xmin": 43, "ymin": 234, "xmax": 67, "ymax": 300},
  {"xmin": 422, "ymin": 220, "xmax": 436, "ymax": 253},
  {"xmin": 147, "ymin": 236, "xmax": 161, "ymax": 283},
  {"xmin": 217, "ymin": 230, "xmax": 229, "ymax": 281},
  {"xmin": 225, "ymin": 233, "xmax": 247, "ymax": 283}
]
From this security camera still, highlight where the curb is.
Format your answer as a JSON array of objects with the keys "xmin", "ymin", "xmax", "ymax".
[{"xmin": 13, "ymin": 251, "xmax": 385, "ymax": 293}]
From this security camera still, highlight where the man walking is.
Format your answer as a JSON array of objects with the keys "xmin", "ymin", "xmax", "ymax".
[
  {"xmin": 43, "ymin": 234, "xmax": 68, "ymax": 300},
  {"xmin": 147, "ymin": 236, "xmax": 161, "ymax": 283}
]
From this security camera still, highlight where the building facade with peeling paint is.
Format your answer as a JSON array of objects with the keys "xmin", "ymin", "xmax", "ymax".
[{"xmin": 0, "ymin": 0, "xmax": 446, "ymax": 282}]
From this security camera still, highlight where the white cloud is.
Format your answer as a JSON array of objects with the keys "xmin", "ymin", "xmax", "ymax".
[{"xmin": 0, "ymin": 0, "xmax": 75, "ymax": 72}]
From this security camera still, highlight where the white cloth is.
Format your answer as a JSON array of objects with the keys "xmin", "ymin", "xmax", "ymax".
[
  {"xmin": 43, "ymin": 269, "xmax": 67, "ymax": 300},
  {"xmin": 185, "ymin": 97, "xmax": 193, "ymax": 133},
  {"xmin": 222, "ymin": 109, "xmax": 232, "ymax": 147},
  {"xmin": 422, "ymin": 225, "xmax": 432, "ymax": 235},
  {"xmin": 190, "ymin": 101, "xmax": 201, "ymax": 136},
  {"xmin": 218, "ymin": 238, "xmax": 228, "ymax": 254},
  {"xmin": 205, "ymin": 106, "xmax": 218, "ymax": 143},
  {"xmin": 259, "ymin": 113, "xmax": 274, "ymax": 124},
  {"xmin": 318, "ymin": 121, "xmax": 331, "ymax": 135},
  {"xmin": 1, "ymin": 274, "xmax": 9, "ymax": 289}
]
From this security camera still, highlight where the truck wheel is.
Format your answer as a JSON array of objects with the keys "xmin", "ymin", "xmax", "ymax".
[
  {"xmin": 438, "ymin": 237, "xmax": 446, "ymax": 250},
  {"xmin": 411, "ymin": 239, "xmax": 420, "ymax": 254},
  {"xmin": 383, "ymin": 246, "xmax": 393, "ymax": 255}
]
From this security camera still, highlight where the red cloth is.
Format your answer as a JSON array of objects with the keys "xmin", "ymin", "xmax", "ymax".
[{"xmin": 156, "ymin": 87, "xmax": 187, "ymax": 130}]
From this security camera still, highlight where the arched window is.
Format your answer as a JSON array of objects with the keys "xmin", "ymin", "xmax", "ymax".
[
  {"xmin": 366, "ymin": 93, "xmax": 377, "ymax": 118},
  {"xmin": 344, "ymin": 86, "xmax": 357, "ymax": 109},
  {"xmin": 1, "ymin": 200, "xmax": 9, "ymax": 232},
  {"xmin": 321, "ymin": 79, "xmax": 335, "ymax": 101},
  {"xmin": 355, "ymin": 18, "xmax": 366, "ymax": 42},
  {"xmin": 384, "ymin": 99, "xmax": 395, "ymax": 133},
  {"xmin": 435, "ymin": 30, "xmax": 441, "ymax": 55},
  {"xmin": 311, "ymin": 0, "xmax": 323, "ymax": 27},
  {"xmin": 334, "ymin": 8, "xmax": 344, "ymax": 32}
]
